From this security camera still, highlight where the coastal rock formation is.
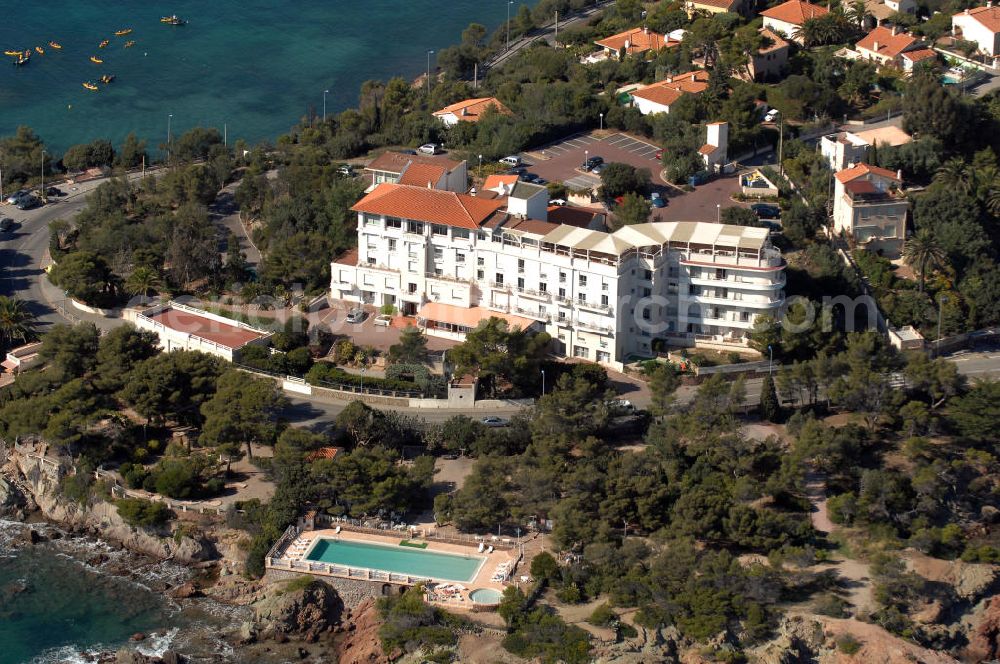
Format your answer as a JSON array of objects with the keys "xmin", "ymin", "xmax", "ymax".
[
  {"xmin": 962, "ymin": 595, "xmax": 1000, "ymax": 662},
  {"xmin": 252, "ymin": 578, "xmax": 345, "ymax": 642},
  {"xmin": 336, "ymin": 598, "xmax": 389, "ymax": 664},
  {"xmin": 0, "ymin": 474, "xmax": 26, "ymax": 515},
  {"xmin": 7, "ymin": 446, "xmax": 213, "ymax": 564}
]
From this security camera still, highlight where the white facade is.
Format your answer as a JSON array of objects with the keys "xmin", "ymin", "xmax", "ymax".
[
  {"xmin": 125, "ymin": 301, "xmax": 272, "ymax": 363},
  {"xmin": 953, "ymin": 7, "xmax": 1000, "ymax": 57},
  {"xmin": 332, "ymin": 185, "xmax": 785, "ymax": 370},
  {"xmin": 832, "ymin": 168, "xmax": 908, "ymax": 257},
  {"xmin": 820, "ymin": 132, "xmax": 869, "ymax": 172}
]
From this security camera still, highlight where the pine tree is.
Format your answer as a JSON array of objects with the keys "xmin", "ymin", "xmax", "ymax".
[{"xmin": 759, "ymin": 373, "xmax": 779, "ymax": 422}]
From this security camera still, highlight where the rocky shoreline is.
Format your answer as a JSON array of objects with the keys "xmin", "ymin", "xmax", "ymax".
[{"xmin": 1, "ymin": 445, "xmax": 376, "ymax": 664}]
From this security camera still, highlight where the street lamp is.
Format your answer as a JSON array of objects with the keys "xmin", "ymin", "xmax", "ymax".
[
  {"xmin": 506, "ymin": 0, "xmax": 514, "ymax": 51},
  {"xmin": 716, "ymin": 203, "xmax": 720, "ymax": 223},
  {"xmin": 323, "ymin": 89, "xmax": 329, "ymax": 123},
  {"xmin": 360, "ymin": 365, "xmax": 367, "ymax": 392},
  {"xmin": 541, "ymin": 369, "xmax": 545, "ymax": 395},
  {"xmin": 599, "ymin": 112, "xmax": 603, "ymax": 131},
  {"xmin": 426, "ymin": 50, "xmax": 435, "ymax": 95},
  {"xmin": 936, "ymin": 295, "xmax": 948, "ymax": 357},
  {"xmin": 584, "ymin": 149, "xmax": 588, "ymax": 170},
  {"xmin": 478, "ymin": 154, "xmax": 483, "ymax": 179},
  {"xmin": 40, "ymin": 150, "xmax": 45, "ymax": 198},
  {"xmin": 767, "ymin": 344, "xmax": 773, "ymax": 375}
]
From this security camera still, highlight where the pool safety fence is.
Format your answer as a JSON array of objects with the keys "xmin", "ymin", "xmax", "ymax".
[
  {"xmin": 315, "ymin": 515, "xmax": 518, "ymax": 551},
  {"xmin": 265, "ymin": 555, "xmax": 442, "ymax": 586}
]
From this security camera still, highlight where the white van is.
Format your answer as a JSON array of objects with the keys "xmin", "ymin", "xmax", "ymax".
[{"xmin": 499, "ymin": 155, "xmax": 521, "ymax": 167}]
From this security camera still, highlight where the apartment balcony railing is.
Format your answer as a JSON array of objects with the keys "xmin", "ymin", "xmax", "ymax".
[
  {"xmin": 576, "ymin": 300, "xmax": 614, "ymax": 315},
  {"xmin": 687, "ymin": 273, "xmax": 785, "ymax": 290},
  {"xmin": 425, "ymin": 272, "xmax": 471, "ymax": 285},
  {"xmin": 358, "ymin": 262, "xmax": 399, "ymax": 273},
  {"xmin": 515, "ymin": 287, "xmax": 551, "ymax": 302},
  {"xmin": 512, "ymin": 306, "xmax": 551, "ymax": 323},
  {"xmin": 574, "ymin": 318, "xmax": 615, "ymax": 335},
  {"xmin": 685, "ymin": 294, "xmax": 784, "ymax": 309},
  {"xmin": 489, "ymin": 281, "xmax": 509, "ymax": 290}
]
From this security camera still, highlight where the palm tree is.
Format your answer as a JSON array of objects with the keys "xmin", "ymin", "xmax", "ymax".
[
  {"xmin": 845, "ymin": 0, "xmax": 871, "ymax": 31},
  {"xmin": 0, "ymin": 296, "xmax": 37, "ymax": 349},
  {"xmin": 124, "ymin": 265, "xmax": 162, "ymax": 304},
  {"xmin": 934, "ymin": 158, "xmax": 974, "ymax": 193},
  {"xmin": 903, "ymin": 229, "xmax": 946, "ymax": 293},
  {"xmin": 986, "ymin": 180, "xmax": 1000, "ymax": 217}
]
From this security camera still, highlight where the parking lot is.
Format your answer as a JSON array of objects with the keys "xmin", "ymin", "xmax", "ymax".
[{"xmin": 522, "ymin": 131, "xmax": 667, "ymax": 191}]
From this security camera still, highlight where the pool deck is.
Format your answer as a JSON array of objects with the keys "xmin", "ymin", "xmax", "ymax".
[{"xmin": 268, "ymin": 527, "xmax": 519, "ymax": 610}]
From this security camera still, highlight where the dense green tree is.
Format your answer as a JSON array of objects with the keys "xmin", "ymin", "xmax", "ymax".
[
  {"xmin": 447, "ymin": 317, "xmax": 550, "ymax": 398},
  {"xmin": 759, "ymin": 374, "xmax": 779, "ymax": 422},
  {"xmin": 118, "ymin": 351, "xmax": 222, "ymax": 425},
  {"xmin": 49, "ymin": 251, "xmax": 118, "ymax": 305},
  {"xmin": 94, "ymin": 324, "xmax": 160, "ymax": 392},
  {"xmin": 0, "ymin": 296, "xmax": 37, "ymax": 350},
  {"xmin": 200, "ymin": 370, "xmax": 288, "ymax": 459},
  {"xmin": 38, "ymin": 322, "xmax": 101, "ymax": 380},
  {"xmin": 387, "ymin": 324, "xmax": 428, "ymax": 365}
]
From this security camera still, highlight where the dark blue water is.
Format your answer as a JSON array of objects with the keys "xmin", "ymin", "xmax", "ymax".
[{"xmin": 0, "ymin": 1, "xmax": 509, "ymax": 153}]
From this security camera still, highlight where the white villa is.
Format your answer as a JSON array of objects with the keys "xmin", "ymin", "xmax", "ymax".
[{"xmin": 331, "ymin": 183, "xmax": 785, "ymax": 369}]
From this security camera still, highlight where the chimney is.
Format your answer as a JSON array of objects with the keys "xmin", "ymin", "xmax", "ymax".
[
  {"xmin": 644, "ymin": 26, "xmax": 649, "ymax": 34},
  {"xmin": 873, "ymin": 41, "xmax": 880, "ymax": 51},
  {"xmin": 461, "ymin": 107, "xmax": 468, "ymax": 116},
  {"xmin": 965, "ymin": 8, "xmax": 971, "ymax": 13},
  {"xmin": 891, "ymin": 25, "xmax": 898, "ymax": 36},
  {"xmin": 897, "ymin": 169, "xmax": 903, "ymax": 181},
  {"xmin": 666, "ymin": 76, "xmax": 673, "ymax": 83}
]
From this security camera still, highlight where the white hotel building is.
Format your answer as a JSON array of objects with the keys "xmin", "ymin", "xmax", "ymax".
[{"xmin": 331, "ymin": 182, "xmax": 785, "ymax": 369}]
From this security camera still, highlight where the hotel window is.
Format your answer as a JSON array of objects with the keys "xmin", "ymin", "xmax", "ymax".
[
  {"xmin": 539, "ymin": 282, "xmax": 547, "ymax": 293},
  {"xmin": 433, "ymin": 247, "xmax": 444, "ymax": 260},
  {"xmin": 406, "ymin": 221, "xmax": 424, "ymax": 234},
  {"xmin": 577, "ymin": 293, "xmax": 586, "ymax": 303},
  {"xmin": 597, "ymin": 351, "xmax": 611, "ymax": 362},
  {"xmin": 642, "ymin": 308, "xmax": 651, "ymax": 320},
  {"xmin": 579, "ymin": 275, "xmax": 587, "ymax": 287},
  {"xmin": 453, "ymin": 228, "xmax": 470, "ymax": 240},
  {"xmin": 558, "ymin": 288, "xmax": 566, "ymax": 298},
  {"xmin": 477, "ymin": 230, "xmax": 487, "ymax": 241},
  {"xmin": 367, "ymin": 257, "xmax": 376, "ymax": 266},
  {"xmin": 408, "ymin": 283, "xmax": 418, "ymax": 294},
  {"xmin": 559, "ymin": 272, "xmax": 567, "ymax": 283},
  {"xmin": 558, "ymin": 311, "xmax": 567, "ymax": 320},
  {"xmin": 364, "ymin": 214, "xmax": 380, "ymax": 227},
  {"xmin": 386, "ymin": 217, "xmax": 402, "ymax": 229},
  {"xmin": 644, "ymin": 269, "xmax": 652, "ymax": 280},
  {"xmin": 517, "ymin": 277, "xmax": 525, "ymax": 289},
  {"xmin": 456, "ymin": 252, "xmax": 466, "ymax": 263},
  {"xmin": 432, "ymin": 224, "xmax": 448, "ymax": 236},
  {"xmin": 601, "ymin": 294, "xmax": 609, "ymax": 306},
  {"xmin": 643, "ymin": 287, "xmax": 651, "ymax": 297},
  {"xmin": 477, "ymin": 257, "xmax": 485, "ymax": 266},
  {"xmin": 495, "ymin": 273, "xmax": 504, "ymax": 285},
  {"xmin": 602, "ymin": 282, "xmax": 609, "ymax": 291},
  {"xmin": 477, "ymin": 270, "xmax": 484, "ymax": 280},
  {"xmin": 539, "ymin": 305, "xmax": 547, "ymax": 316},
  {"xmin": 434, "ymin": 268, "xmax": 443, "ymax": 276},
  {"xmin": 740, "ymin": 311, "xmax": 751, "ymax": 322},
  {"xmin": 388, "ymin": 239, "xmax": 397, "ymax": 251},
  {"xmin": 573, "ymin": 346, "xmax": 588, "ymax": 359},
  {"xmin": 518, "ymin": 259, "xmax": 525, "ymax": 273}
]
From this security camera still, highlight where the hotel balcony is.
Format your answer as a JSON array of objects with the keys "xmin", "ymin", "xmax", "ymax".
[
  {"xmin": 680, "ymin": 247, "xmax": 784, "ymax": 270},
  {"xmin": 425, "ymin": 272, "xmax": 471, "ymax": 285},
  {"xmin": 512, "ymin": 306, "xmax": 551, "ymax": 323},
  {"xmin": 684, "ymin": 294, "xmax": 785, "ymax": 309},
  {"xmin": 358, "ymin": 262, "xmax": 399, "ymax": 273},
  {"xmin": 515, "ymin": 287, "xmax": 551, "ymax": 302},
  {"xmin": 574, "ymin": 318, "xmax": 615, "ymax": 335},
  {"xmin": 576, "ymin": 300, "xmax": 614, "ymax": 316},
  {"xmin": 490, "ymin": 281, "xmax": 510, "ymax": 291},
  {"xmin": 687, "ymin": 273, "xmax": 785, "ymax": 290}
]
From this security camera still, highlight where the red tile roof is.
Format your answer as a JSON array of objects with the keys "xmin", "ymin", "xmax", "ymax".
[
  {"xmin": 689, "ymin": 0, "xmax": 741, "ymax": 8},
  {"xmin": 507, "ymin": 218, "xmax": 561, "ymax": 236},
  {"xmin": 483, "ymin": 174, "xmax": 518, "ymax": 192},
  {"xmin": 547, "ymin": 206, "xmax": 602, "ymax": 229},
  {"xmin": 630, "ymin": 71, "xmax": 710, "ymax": 108},
  {"xmin": 433, "ymin": 97, "xmax": 512, "ymax": 122},
  {"xmin": 334, "ymin": 247, "xmax": 359, "ymax": 266},
  {"xmin": 147, "ymin": 309, "xmax": 266, "ymax": 349},
  {"xmin": 835, "ymin": 163, "xmax": 900, "ymax": 184},
  {"xmin": 758, "ymin": 28, "xmax": 790, "ymax": 53},
  {"xmin": 761, "ymin": 0, "xmax": 829, "ymax": 26},
  {"xmin": 352, "ymin": 183, "xmax": 506, "ymax": 230},
  {"xmin": 596, "ymin": 27, "xmax": 674, "ymax": 54},
  {"xmin": 398, "ymin": 163, "xmax": 447, "ymax": 187},
  {"xmin": 900, "ymin": 48, "xmax": 938, "ymax": 63},
  {"xmin": 306, "ymin": 447, "xmax": 342, "ymax": 461},
  {"xmin": 856, "ymin": 26, "xmax": 919, "ymax": 58},
  {"xmin": 955, "ymin": 5, "xmax": 1000, "ymax": 33}
]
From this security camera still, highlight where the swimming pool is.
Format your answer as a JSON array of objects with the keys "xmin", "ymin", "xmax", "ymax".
[
  {"xmin": 469, "ymin": 588, "xmax": 503, "ymax": 604},
  {"xmin": 305, "ymin": 538, "xmax": 485, "ymax": 583}
]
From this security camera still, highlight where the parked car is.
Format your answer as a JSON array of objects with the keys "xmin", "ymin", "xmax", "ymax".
[
  {"xmin": 590, "ymin": 163, "xmax": 606, "ymax": 175},
  {"xmin": 15, "ymin": 195, "xmax": 39, "ymax": 210},
  {"xmin": 519, "ymin": 172, "xmax": 537, "ymax": 182},
  {"xmin": 750, "ymin": 203, "xmax": 781, "ymax": 219},
  {"xmin": 0, "ymin": 218, "xmax": 14, "ymax": 232},
  {"xmin": 550, "ymin": 198, "xmax": 567, "ymax": 206},
  {"xmin": 655, "ymin": 149, "xmax": 663, "ymax": 160},
  {"xmin": 5, "ymin": 190, "xmax": 27, "ymax": 205},
  {"xmin": 374, "ymin": 314, "xmax": 392, "ymax": 327},
  {"xmin": 45, "ymin": 186, "xmax": 64, "ymax": 197},
  {"xmin": 650, "ymin": 192, "xmax": 666, "ymax": 208},
  {"xmin": 345, "ymin": 308, "xmax": 367, "ymax": 324},
  {"xmin": 530, "ymin": 176, "xmax": 547, "ymax": 185},
  {"xmin": 418, "ymin": 143, "xmax": 442, "ymax": 155},
  {"xmin": 481, "ymin": 416, "xmax": 510, "ymax": 427},
  {"xmin": 583, "ymin": 156, "xmax": 603, "ymax": 170},
  {"xmin": 500, "ymin": 155, "xmax": 522, "ymax": 167},
  {"xmin": 608, "ymin": 399, "xmax": 636, "ymax": 414},
  {"xmin": 764, "ymin": 108, "xmax": 780, "ymax": 123},
  {"xmin": 336, "ymin": 164, "xmax": 354, "ymax": 177}
]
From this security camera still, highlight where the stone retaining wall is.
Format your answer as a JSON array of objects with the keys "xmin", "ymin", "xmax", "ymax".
[{"xmin": 265, "ymin": 568, "xmax": 384, "ymax": 608}]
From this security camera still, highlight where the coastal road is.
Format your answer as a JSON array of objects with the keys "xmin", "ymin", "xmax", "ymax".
[{"xmin": 211, "ymin": 179, "xmax": 261, "ymax": 270}]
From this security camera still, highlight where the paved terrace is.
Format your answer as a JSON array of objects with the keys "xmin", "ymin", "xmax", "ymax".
[{"xmin": 147, "ymin": 307, "xmax": 267, "ymax": 348}]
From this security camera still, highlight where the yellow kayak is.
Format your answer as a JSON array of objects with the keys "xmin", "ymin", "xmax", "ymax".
[
  {"xmin": 35, "ymin": 46, "xmax": 44, "ymax": 55},
  {"xmin": 83, "ymin": 82, "xmax": 98, "ymax": 91},
  {"xmin": 90, "ymin": 55, "xmax": 103, "ymax": 64},
  {"xmin": 4, "ymin": 50, "xmax": 21, "ymax": 57},
  {"xmin": 115, "ymin": 28, "xmax": 133, "ymax": 36},
  {"xmin": 49, "ymin": 41, "xmax": 62, "ymax": 49}
]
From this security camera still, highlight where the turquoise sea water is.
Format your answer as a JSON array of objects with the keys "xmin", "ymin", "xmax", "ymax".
[
  {"xmin": 0, "ymin": 1, "xmax": 509, "ymax": 153},
  {"xmin": 307, "ymin": 538, "xmax": 484, "ymax": 582}
]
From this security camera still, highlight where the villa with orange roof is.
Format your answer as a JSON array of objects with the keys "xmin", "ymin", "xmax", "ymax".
[
  {"xmin": 856, "ymin": 25, "xmax": 923, "ymax": 68},
  {"xmin": 832, "ymin": 164, "xmax": 908, "ymax": 257},
  {"xmin": 363, "ymin": 151, "xmax": 468, "ymax": 193},
  {"xmin": 433, "ymin": 97, "xmax": 512, "ymax": 127},
  {"xmin": 952, "ymin": 4, "xmax": 1000, "ymax": 58},
  {"xmin": 741, "ymin": 28, "xmax": 790, "ymax": 81},
  {"xmin": 685, "ymin": 0, "xmax": 745, "ymax": 16},
  {"xmin": 628, "ymin": 70, "xmax": 710, "ymax": 116},
  {"xmin": 591, "ymin": 27, "xmax": 678, "ymax": 61},
  {"xmin": 760, "ymin": 0, "xmax": 829, "ymax": 44}
]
